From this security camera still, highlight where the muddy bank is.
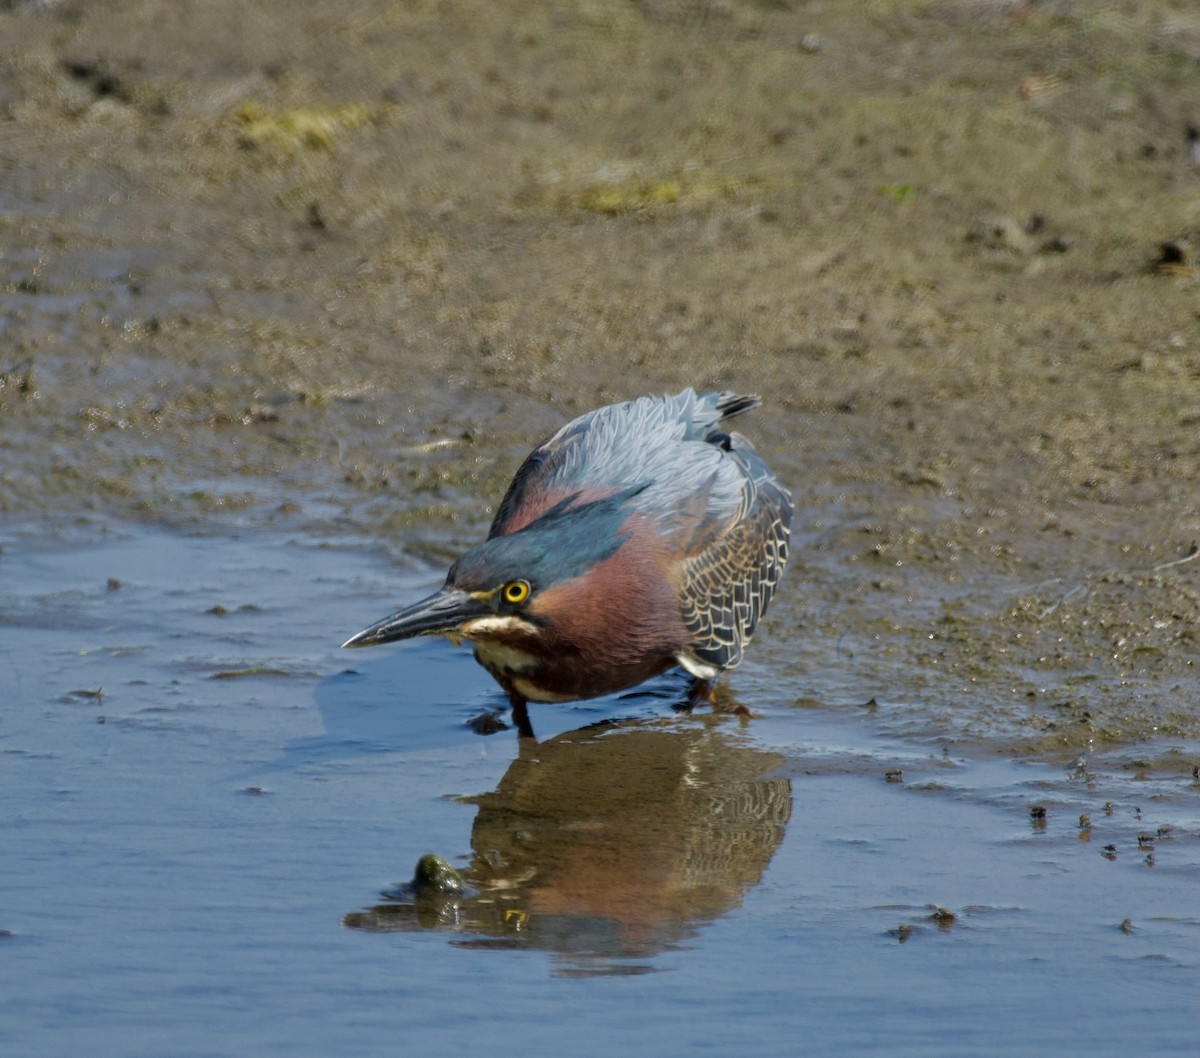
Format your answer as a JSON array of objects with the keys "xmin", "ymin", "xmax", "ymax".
[{"xmin": 1, "ymin": 0, "xmax": 1198, "ymax": 765}]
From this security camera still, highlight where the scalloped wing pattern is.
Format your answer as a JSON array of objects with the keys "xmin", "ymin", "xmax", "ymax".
[{"xmin": 677, "ymin": 443, "xmax": 791, "ymax": 673}]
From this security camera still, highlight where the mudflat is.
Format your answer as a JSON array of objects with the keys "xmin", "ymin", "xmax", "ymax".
[{"xmin": 1, "ymin": 0, "xmax": 1198, "ymax": 765}]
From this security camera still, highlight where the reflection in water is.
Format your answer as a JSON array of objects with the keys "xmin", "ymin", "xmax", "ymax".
[{"xmin": 344, "ymin": 717, "xmax": 792, "ymax": 975}]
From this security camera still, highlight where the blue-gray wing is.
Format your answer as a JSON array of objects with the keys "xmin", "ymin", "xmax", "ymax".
[{"xmin": 489, "ymin": 389, "xmax": 757, "ymax": 539}]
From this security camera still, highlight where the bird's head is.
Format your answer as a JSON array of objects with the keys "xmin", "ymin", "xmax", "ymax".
[{"xmin": 342, "ymin": 487, "xmax": 643, "ymax": 650}]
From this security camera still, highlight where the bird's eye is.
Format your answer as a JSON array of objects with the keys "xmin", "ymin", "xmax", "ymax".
[{"xmin": 501, "ymin": 580, "xmax": 530, "ymax": 605}]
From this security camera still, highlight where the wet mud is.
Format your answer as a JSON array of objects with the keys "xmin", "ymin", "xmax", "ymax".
[{"xmin": 2, "ymin": 0, "xmax": 1198, "ymax": 770}]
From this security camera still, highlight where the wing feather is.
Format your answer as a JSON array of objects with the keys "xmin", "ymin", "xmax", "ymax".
[{"xmin": 676, "ymin": 437, "xmax": 791, "ymax": 672}]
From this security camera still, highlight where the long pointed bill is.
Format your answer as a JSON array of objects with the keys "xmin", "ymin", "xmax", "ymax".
[{"xmin": 341, "ymin": 586, "xmax": 486, "ymax": 648}]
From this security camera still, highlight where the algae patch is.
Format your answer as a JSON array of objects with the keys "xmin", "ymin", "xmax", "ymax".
[{"xmin": 232, "ymin": 102, "xmax": 372, "ymax": 153}]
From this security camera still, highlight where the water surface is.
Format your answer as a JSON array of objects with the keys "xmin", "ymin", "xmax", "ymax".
[{"xmin": 1, "ymin": 525, "xmax": 1195, "ymax": 1057}]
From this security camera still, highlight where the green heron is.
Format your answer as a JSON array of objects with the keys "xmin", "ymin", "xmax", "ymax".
[{"xmin": 343, "ymin": 388, "xmax": 791, "ymax": 734}]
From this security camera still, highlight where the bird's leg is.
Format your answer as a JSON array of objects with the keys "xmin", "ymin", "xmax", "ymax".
[
  {"xmin": 676, "ymin": 677, "xmax": 716, "ymax": 714},
  {"xmin": 509, "ymin": 692, "xmax": 536, "ymax": 741},
  {"xmin": 680, "ymin": 677, "xmax": 752, "ymax": 718}
]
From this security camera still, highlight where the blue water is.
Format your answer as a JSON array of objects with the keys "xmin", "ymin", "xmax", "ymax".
[{"xmin": 1, "ymin": 525, "xmax": 1196, "ymax": 1057}]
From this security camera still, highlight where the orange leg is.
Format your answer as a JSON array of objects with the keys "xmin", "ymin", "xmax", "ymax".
[{"xmin": 680, "ymin": 678, "xmax": 751, "ymax": 717}]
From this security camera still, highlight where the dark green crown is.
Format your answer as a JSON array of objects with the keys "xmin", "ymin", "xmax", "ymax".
[{"xmin": 449, "ymin": 485, "xmax": 645, "ymax": 592}]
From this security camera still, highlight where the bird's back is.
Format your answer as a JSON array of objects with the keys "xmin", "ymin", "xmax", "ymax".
[
  {"xmin": 490, "ymin": 390, "xmax": 748, "ymax": 534},
  {"xmin": 490, "ymin": 389, "xmax": 792, "ymax": 676}
]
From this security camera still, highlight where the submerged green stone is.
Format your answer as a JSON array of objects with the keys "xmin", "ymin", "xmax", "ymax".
[{"xmin": 412, "ymin": 854, "xmax": 466, "ymax": 896}]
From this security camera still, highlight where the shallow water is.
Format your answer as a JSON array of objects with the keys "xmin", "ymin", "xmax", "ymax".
[{"xmin": 1, "ymin": 524, "xmax": 1196, "ymax": 1057}]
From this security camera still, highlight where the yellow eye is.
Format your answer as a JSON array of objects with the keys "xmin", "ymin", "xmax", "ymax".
[{"xmin": 502, "ymin": 580, "xmax": 530, "ymax": 605}]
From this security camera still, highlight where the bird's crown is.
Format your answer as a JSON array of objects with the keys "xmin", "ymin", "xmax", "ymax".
[{"xmin": 448, "ymin": 484, "xmax": 645, "ymax": 593}]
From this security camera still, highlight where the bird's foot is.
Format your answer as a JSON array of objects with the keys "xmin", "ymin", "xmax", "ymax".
[{"xmin": 677, "ymin": 678, "xmax": 753, "ymax": 718}]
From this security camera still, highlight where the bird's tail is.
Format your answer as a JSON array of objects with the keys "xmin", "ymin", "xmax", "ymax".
[{"xmin": 714, "ymin": 392, "xmax": 761, "ymax": 421}]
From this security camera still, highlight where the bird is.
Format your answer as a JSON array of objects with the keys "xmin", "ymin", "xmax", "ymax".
[{"xmin": 342, "ymin": 388, "xmax": 792, "ymax": 736}]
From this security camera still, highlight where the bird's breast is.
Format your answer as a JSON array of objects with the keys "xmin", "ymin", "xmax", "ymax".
[
  {"xmin": 469, "ymin": 637, "xmax": 539, "ymax": 675},
  {"xmin": 469, "ymin": 641, "xmax": 576, "ymax": 703},
  {"xmin": 508, "ymin": 675, "xmax": 578, "ymax": 704}
]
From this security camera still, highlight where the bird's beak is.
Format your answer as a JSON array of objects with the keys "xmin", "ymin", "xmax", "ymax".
[{"xmin": 341, "ymin": 586, "xmax": 486, "ymax": 648}]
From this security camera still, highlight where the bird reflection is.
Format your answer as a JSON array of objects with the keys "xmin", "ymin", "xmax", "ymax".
[{"xmin": 344, "ymin": 716, "xmax": 792, "ymax": 975}]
